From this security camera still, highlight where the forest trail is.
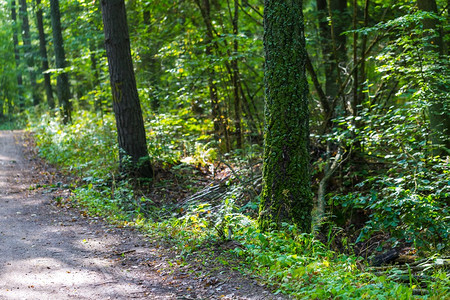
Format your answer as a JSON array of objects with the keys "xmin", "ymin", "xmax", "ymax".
[{"xmin": 0, "ymin": 131, "xmax": 283, "ymax": 300}]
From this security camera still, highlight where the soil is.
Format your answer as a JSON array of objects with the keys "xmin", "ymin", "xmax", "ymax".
[{"xmin": 0, "ymin": 130, "xmax": 287, "ymax": 300}]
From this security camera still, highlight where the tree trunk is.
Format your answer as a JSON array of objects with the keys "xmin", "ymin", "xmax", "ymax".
[
  {"xmin": 141, "ymin": 2, "xmax": 162, "ymax": 111},
  {"xmin": 10, "ymin": 0, "xmax": 24, "ymax": 109},
  {"xmin": 50, "ymin": 0, "xmax": 72, "ymax": 123},
  {"xmin": 232, "ymin": 0, "xmax": 242, "ymax": 149},
  {"xmin": 89, "ymin": 40, "xmax": 100, "ymax": 111},
  {"xmin": 316, "ymin": 0, "xmax": 335, "ymax": 99},
  {"xmin": 35, "ymin": 0, "xmax": 55, "ymax": 109},
  {"xmin": 259, "ymin": 0, "xmax": 312, "ymax": 232},
  {"xmin": 351, "ymin": 0, "xmax": 358, "ymax": 118},
  {"xmin": 358, "ymin": 0, "xmax": 370, "ymax": 107},
  {"xmin": 19, "ymin": 0, "xmax": 40, "ymax": 106},
  {"xmin": 101, "ymin": 0, "xmax": 153, "ymax": 178},
  {"xmin": 315, "ymin": 0, "xmax": 348, "ymax": 132},
  {"xmin": 328, "ymin": 0, "xmax": 348, "ymax": 98},
  {"xmin": 195, "ymin": 0, "xmax": 231, "ymax": 152},
  {"xmin": 417, "ymin": 0, "xmax": 450, "ymax": 154}
]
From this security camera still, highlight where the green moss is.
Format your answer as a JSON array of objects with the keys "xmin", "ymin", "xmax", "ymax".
[{"xmin": 258, "ymin": 0, "xmax": 312, "ymax": 232}]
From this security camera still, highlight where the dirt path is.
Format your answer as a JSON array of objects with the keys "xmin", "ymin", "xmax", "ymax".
[{"xmin": 0, "ymin": 131, "xmax": 284, "ymax": 300}]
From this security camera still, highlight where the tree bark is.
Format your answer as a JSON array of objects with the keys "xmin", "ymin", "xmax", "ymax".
[
  {"xmin": 417, "ymin": 0, "xmax": 443, "ymax": 55},
  {"xmin": 358, "ymin": 0, "xmax": 370, "ymax": 106},
  {"xmin": 19, "ymin": 0, "xmax": 40, "ymax": 106},
  {"xmin": 35, "ymin": 0, "xmax": 55, "ymax": 109},
  {"xmin": 259, "ymin": 0, "xmax": 312, "ymax": 232},
  {"xmin": 101, "ymin": 0, "xmax": 153, "ymax": 178},
  {"xmin": 50, "ymin": 0, "xmax": 72, "ymax": 123}
]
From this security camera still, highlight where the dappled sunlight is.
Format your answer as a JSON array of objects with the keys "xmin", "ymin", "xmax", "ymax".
[
  {"xmin": 0, "ymin": 131, "xmax": 161, "ymax": 298},
  {"xmin": 1, "ymin": 257, "xmax": 95, "ymax": 286},
  {"xmin": 77, "ymin": 235, "xmax": 121, "ymax": 253},
  {"xmin": 0, "ymin": 154, "xmax": 15, "ymax": 161},
  {"xmin": 0, "ymin": 258, "xmax": 144, "ymax": 299}
]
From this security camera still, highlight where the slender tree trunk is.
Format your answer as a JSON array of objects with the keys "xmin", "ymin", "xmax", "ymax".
[
  {"xmin": 0, "ymin": 90, "xmax": 4, "ymax": 117},
  {"xmin": 195, "ymin": 0, "xmax": 231, "ymax": 152},
  {"xmin": 417, "ymin": 0, "xmax": 443, "ymax": 55},
  {"xmin": 315, "ymin": 0, "xmax": 348, "ymax": 132},
  {"xmin": 316, "ymin": 0, "xmax": 336, "ymax": 99},
  {"xmin": 313, "ymin": 0, "xmax": 349, "ymax": 228},
  {"xmin": 50, "ymin": 0, "xmax": 72, "ymax": 123},
  {"xmin": 259, "ymin": 0, "xmax": 312, "ymax": 232},
  {"xmin": 351, "ymin": 0, "xmax": 358, "ymax": 117},
  {"xmin": 89, "ymin": 41, "xmax": 105, "ymax": 113},
  {"xmin": 359, "ymin": 0, "xmax": 370, "ymax": 105},
  {"xmin": 35, "ymin": 0, "xmax": 54, "ymax": 109},
  {"xmin": 10, "ymin": 0, "xmax": 24, "ymax": 109},
  {"xmin": 141, "ymin": 2, "xmax": 162, "ymax": 111},
  {"xmin": 19, "ymin": 0, "xmax": 40, "ymax": 106},
  {"xmin": 328, "ymin": 0, "xmax": 348, "ymax": 95},
  {"xmin": 101, "ymin": 0, "xmax": 153, "ymax": 178},
  {"xmin": 232, "ymin": 0, "xmax": 242, "ymax": 149},
  {"xmin": 417, "ymin": 0, "xmax": 450, "ymax": 154}
]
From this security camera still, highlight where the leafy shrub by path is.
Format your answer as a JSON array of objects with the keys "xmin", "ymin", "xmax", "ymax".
[{"xmin": 32, "ymin": 111, "xmax": 118, "ymax": 180}]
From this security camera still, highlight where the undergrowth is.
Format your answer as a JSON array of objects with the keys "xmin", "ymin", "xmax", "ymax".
[
  {"xmin": 0, "ymin": 115, "xmax": 25, "ymax": 130},
  {"xmin": 29, "ymin": 112, "xmax": 449, "ymax": 299}
]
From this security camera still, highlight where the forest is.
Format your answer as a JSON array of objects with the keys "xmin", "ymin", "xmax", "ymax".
[{"xmin": 0, "ymin": 0, "xmax": 448, "ymax": 298}]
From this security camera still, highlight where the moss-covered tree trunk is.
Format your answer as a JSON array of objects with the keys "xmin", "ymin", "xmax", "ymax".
[{"xmin": 258, "ymin": 0, "xmax": 312, "ymax": 232}]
